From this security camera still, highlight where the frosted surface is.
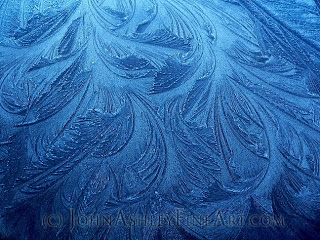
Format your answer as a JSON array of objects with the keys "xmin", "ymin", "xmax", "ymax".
[{"xmin": 0, "ymin": 0, "xmax": 320, "ymax": 239}]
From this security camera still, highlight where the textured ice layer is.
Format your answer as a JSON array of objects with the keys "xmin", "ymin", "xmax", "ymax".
[{"xmin": 0, "ymin": 0, "xmax": 320, "ymax": 239}]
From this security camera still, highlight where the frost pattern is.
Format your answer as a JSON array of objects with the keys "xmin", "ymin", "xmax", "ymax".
[{"xmin": 0, "ymin": 0, "xmax": 320, "ymax": 239}]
